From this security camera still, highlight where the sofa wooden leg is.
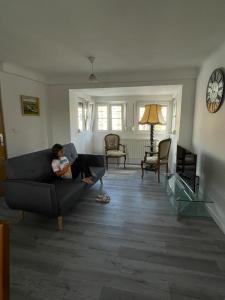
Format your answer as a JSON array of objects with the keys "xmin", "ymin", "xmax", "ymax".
[
  {"xmin": 18, "ymin": 211, "xmax": 25, "ymax": 221},
  {"xmin": 57, "ymin": 216, "xmax": 64, "ymax": 231}
]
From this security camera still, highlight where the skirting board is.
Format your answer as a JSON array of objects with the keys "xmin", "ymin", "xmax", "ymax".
[
  {"xmin": 206, "ymin": 203, "xmax": 225, "ymax": 235},
  {"xmin": 198, "ymin": 188, "xmax": 225, "ymax": 235}
]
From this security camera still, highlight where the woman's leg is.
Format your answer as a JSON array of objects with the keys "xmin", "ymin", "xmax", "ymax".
[
  {"xmin": 71, "ymin": 157, "xmax": 92, "ymax": 179},
  {"xmin": 71, "ymin": 158, "xmax": 81, "ymax": 179}
]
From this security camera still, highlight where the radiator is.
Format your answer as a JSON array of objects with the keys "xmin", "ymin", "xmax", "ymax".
[{"xmin": 121, "ymin": 139, "xmax": 149, "ymax": 164}]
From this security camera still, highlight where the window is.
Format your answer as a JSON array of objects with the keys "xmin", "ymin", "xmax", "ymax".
[
  {"xmin": 86, "ymin": 103, "xmax": 94, "ymax": 131},
  {"xmin": 78, "ymin": 102, "xmax": 83, "ymax": 131},
  {"xmin": 138, "ymin": 105, "xmax": 168, "ymax": 132},
  {"xmin": 97, "ymin": 105, "xmax": 108, "ymax": 130},
  {"xmin": 96, "ymin": 104, "xmax": 124, "ymax": 131},
  {"xmin": 111, "ymin": 105, "xmax": 122, "ymax": 130},
  {"xmin": 78, "ymin": 101, "xmax": 94, "ymax": 132}
]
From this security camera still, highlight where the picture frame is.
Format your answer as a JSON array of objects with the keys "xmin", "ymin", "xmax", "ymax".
[{"xmin": 21, "ymin": 95, "xmax": 40, "ymax": 116}]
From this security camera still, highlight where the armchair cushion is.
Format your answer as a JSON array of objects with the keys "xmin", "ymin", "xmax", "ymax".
[
  {"xmin": 145, "ymin": 156, "xmax": 168, "ymax": 164},
  {"xmin": 146, "ymin": 156, "xmax": 158, "ymax": 163},
  {"xmin": 106, "ymin": 150, "xmax": 126, "ymax": 157}
]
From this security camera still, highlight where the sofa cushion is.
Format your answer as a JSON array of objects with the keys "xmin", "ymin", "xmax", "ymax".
[
  {"xmin": 5, "ymin": 143, "xmax": 78, "ymax": 182},
  {"xmin": 52, "ymin": 178, "xmax": 85, "ymax": 215},
  {"xmin": 5, "ymin": 149, "xmax": 53, "ymax": 181},
  {"xmin": 64, "ymin": 143, "xmax": 78, "ymax": 163}
]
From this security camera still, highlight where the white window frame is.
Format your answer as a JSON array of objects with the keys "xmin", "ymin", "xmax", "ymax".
[
  {"xmin": 135, "ymin": 101, "xmax": 172, "ymax": 135},
  {"xmin": 96, "ymin": 104, "xmax": 108, "ymax": 131},
  {"xmin": 78, "ymin": 102, "xmax": 84, "ymax": 133},
  {"xmin": 78, "ymin": 100, "xmax": 94, "ymax": 133},
  {"xmin": 95, "ymin": 103, "xmax": 125, "ymax": 132}
]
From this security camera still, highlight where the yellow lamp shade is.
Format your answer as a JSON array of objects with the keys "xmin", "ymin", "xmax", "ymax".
[{"xmin": 139, "ymin": 104, "xmax": 165, "ymax": 125}]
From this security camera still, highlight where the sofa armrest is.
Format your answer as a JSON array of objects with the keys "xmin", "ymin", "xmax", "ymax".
[
  {"xmin": 2, "ymin": 180, "xmax": 58, "ymax": 217},
  {"xmin": 78, "ymin": 154, "xmax": 105, "ymax": 167}
]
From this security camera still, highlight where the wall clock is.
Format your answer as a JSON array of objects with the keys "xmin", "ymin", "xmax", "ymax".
[{"xmin": 206, "ymin": 68, "xmax": 225, "ymax": 113}]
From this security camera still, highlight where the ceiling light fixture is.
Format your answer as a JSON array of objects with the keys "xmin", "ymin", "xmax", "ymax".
[{"xmin": 88, "ymin": 56, "xmax": 98, "ymax": 82}]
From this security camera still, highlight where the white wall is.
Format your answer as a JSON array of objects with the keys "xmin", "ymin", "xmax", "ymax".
[
  {"xmin": 0, "ymin": 70, "xmax": 49, "ymax": 157},
  {"xmin": 47, "ymin": 85, "xmax": 70, "ymax": 146},
  {"xmin": 192, "ymin": 41, "xmax": 225, "ymax": 233}
]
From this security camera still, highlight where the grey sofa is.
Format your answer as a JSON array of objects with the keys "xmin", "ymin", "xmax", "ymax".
[{"xmin": 3, "ymin": 143, "xmax": 105, "ymax": 230}]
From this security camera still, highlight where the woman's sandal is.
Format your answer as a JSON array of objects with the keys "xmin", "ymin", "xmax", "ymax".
[{"xmin": 96, "ymin": 193, "xmax": 110, "ymax": 204}]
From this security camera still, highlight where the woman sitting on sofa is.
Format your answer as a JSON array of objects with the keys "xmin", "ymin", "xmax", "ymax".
[{"xmin": 51, "ymin": 144, "xmax": 93, "ymax": 184}]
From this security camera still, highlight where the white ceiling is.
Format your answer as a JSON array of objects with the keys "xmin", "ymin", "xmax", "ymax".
[
  {"xmin": 75, "ymin": 85, "xmax": 181, "ymax": 97},
  {"xmin": 1, "ymin": 0, "xmax": 225, "ymax": 77}
]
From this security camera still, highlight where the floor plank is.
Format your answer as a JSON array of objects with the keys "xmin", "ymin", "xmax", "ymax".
[{"xmin": 1, "ymin": 166, "xmax": 225, "ymax": 300}]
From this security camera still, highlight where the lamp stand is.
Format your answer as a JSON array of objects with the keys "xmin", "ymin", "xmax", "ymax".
[
  {"xmin": 150, "ymin": 124, "xmax": 154, "ymax": 154},
  {"xmin": 145, "ymin": 124, "xmax": 155, "ymax": 171}
]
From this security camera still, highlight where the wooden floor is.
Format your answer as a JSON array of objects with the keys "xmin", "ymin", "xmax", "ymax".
[{"xmin": 1, "ymin": 166, "xmax": 225, "ymax": 300}]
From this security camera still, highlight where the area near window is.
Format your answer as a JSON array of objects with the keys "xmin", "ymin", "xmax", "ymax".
[{"xmin": 96, "ymin": 104, "xmax": 124, "ymax": 131}]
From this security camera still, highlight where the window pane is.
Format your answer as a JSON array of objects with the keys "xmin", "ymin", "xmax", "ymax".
[
  {"xmin": 155, "ymin": 106, "xmax": 167, "ymax": 131},
  {"xmin": 155, "ymin": 124, "xmax": 167, "ymax": 131},
  {"xmin": 112, "ymin": 119, "xmax": 122, "ymax": 130},
  {"xmin": 111, "ymin": 105, "xmax": 122, "ymax": 118},
  {"xmin": 78, "ymin": 104, "xmax": 83, "ymax": 131},
  {"xmin": 161, "ymin": 106, "xmax": 167, "ymax": 122},
  {"xmin": 139, "ymin": 106, "xmax": 145, "ymax": 120},
  {"xmin": 111, "ymin": 105, "xmax": 122, "ymax": 130},
  {"xmin": 98, "ymin": 119, "xmax": 107, "ymax": 130},
  {"xmin": 97, "ymin": 105, "xmax": 108, "ymax": 130},
  {"xmin": 98, "ymin": 106, "xmax": 107, "ymax": 118}
]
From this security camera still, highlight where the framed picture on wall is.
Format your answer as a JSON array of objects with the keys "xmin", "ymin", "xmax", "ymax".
[{"xmin": 21, "ymin": 95, "xmax": 40, "ymax": 116}]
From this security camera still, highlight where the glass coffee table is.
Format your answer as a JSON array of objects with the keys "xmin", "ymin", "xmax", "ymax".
[{"xmin": 164, "ymin": 173, "xmax": 213, "ymax": 219}]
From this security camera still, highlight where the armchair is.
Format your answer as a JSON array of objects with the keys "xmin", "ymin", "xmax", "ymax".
[
  {"xmin": 104, "ymin": 134, "xmax": 126, "ymax": 169},
  {"xmin": 141, "ymin": 138, "xmax": 171, "ymax": 182}
]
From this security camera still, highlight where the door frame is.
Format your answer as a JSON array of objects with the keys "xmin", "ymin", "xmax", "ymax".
[{"xmin": 0, "ymin": 84, "xmax": 7, "ymax": 159}]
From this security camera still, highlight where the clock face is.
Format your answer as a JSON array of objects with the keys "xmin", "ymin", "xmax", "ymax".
[{"xmin": 206, "ymin": 68, "xmax": 225, "ymax": 113}]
